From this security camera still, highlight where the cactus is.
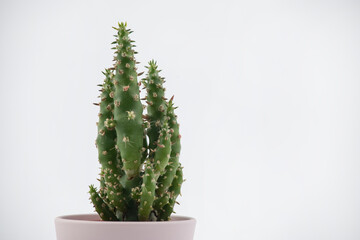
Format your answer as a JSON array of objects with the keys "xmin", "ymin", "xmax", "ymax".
[{"xmin": 89, "ymin": 22, "xmax": 184, "ymax": 221}]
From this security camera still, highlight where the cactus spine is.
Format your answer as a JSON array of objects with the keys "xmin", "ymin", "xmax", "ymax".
[{"xmin": 89, "ymin": 22, "xmax": 184, "ymax": 221}]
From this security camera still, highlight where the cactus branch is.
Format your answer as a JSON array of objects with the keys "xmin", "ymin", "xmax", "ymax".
[
  {"xmin": 156, "ymin": 97, "xmax": 181, "ymax": 195},
  {"xmin": 89, "ymin": 185, "xmax": 118, "ymax": 221},
  {"xmin": 143, "ymin": 60, "xmax": 167, "ymax": 157},
  {"xmin": 138, "ymin": 160, "xmax": 156, "ymax": 220},
  {"xmin": 113, "ymin": 23, "xmax": 143, "ymax": 179}
]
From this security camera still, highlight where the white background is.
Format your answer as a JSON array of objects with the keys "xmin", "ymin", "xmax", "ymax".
[{"xmin": 1, "ymin": 0, "xmax": 359, "ymax": 239}]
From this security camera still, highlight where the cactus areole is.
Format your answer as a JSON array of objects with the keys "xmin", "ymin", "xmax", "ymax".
[{"xmin": 90, "ymin": 22, "xmax": 184, "ymax": 221}]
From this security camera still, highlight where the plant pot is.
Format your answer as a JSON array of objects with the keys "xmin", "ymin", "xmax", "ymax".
[{"xmin": 55, "ymin": 214, "xmax": 196, "ymax": 240}]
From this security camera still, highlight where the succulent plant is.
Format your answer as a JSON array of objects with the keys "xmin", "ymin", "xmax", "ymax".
[{"xmin": 89, "ymin": 22, "xmax": 183, "ymax": 221}]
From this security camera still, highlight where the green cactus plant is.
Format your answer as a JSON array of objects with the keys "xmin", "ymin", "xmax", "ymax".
[{"xmin": 89, "ymin": 22, "xmax": 183, "ymax": 221}]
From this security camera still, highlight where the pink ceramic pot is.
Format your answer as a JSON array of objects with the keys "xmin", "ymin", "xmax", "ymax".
[{"xmin": 55, "ymin": 214, "xmax": 196, "ymax": 240}]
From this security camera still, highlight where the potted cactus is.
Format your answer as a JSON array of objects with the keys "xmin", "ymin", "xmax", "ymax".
[{"xmin": 54, "ymin": 22, "xmax": 196, "ymax": 240}]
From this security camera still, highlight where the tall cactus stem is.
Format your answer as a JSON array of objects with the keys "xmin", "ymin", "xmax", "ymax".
[{"xmin": 113, "ymin": 22, "xmax": 144, "ymax": 179}]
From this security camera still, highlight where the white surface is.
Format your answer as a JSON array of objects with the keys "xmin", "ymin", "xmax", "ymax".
[{"xmin": 1, "ymin": 0, "xmax": 359, "ymax": 239}]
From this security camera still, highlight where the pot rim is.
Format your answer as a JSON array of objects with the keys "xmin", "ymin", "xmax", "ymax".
[{"xmin": 55, "ymin": 213, "xmax": 196, "ymax": 225}]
